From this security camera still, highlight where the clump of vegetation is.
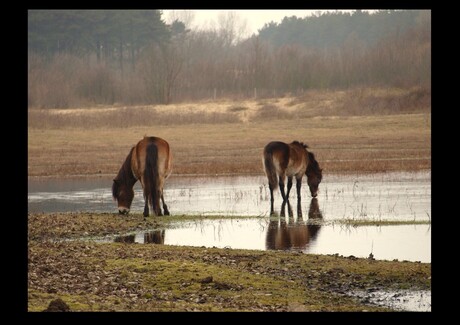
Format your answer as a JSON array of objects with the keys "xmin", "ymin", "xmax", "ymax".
[
  {"xmin": 337, "ymin": 87, "xmax": 431, "ymax": 115},
  {"xmin": 228, "ymin": 106, "xmax": 249, "ymax": 113},
  {"xmin": 28, "ymin": 107, "xmax": 240, "ymax": 129},
  {"xmin": 253, "ymin": 104, "xmax": 293, "ymax": 121}
]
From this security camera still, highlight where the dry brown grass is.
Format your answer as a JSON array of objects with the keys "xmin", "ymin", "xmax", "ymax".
[{"xmin": 28, "ymin": 87, "xmax": 431, "ymax": 177}]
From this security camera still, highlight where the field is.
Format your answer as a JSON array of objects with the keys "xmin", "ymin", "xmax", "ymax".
[
  {"xmin": 27, "ymin": 87, "xmax": 431, "ymax": 312},
  {"xmin": 28, "ymin": 87, "xmax": 431, "ymax": 177}
]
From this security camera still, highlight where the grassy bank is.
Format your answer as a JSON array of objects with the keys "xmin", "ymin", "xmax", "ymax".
[
  {"xmin": 28, "ymin": 241, "xmax": 430, "ymax": 312},
  {"xmin": 28, "ymin": 87, "xmax": 431, "ymax": 177},
  {"xmin": 28, "ymin": 212, "xmax": 431, "ymax": 312}
]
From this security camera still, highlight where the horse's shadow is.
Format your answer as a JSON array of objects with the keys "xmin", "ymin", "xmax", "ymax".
[{"xmin": 265, "ymin": 198, "xmax": 323, "ymax": 251}]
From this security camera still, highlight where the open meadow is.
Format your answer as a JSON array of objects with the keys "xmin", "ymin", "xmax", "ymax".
[
  {"xmin": 28, "ymin": 87, "xmax": 431, "ymax": 177},
  {"xmin": 28, "ymin": 87, "xmax": 431, "ymax": 312}
]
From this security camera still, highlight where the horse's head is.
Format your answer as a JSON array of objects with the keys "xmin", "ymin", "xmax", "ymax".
[
  {"xmin": 306, "ymin": 152, "xmax": 323, "ymax": 198},
  {"xmin": 306, "ymin": 173, "xmax": 322, "ymax": 197},
  {"xmin": 112, "ymin": 178, "xmax": 134, "ymax": 215}
]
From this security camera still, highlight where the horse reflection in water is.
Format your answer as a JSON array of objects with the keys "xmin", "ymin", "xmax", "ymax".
[
  {"xmin": 144, "ymin": 230, "xmax": 165, "ymax": 244},
  {"xmin": 113, "ymin": 229, "xmax": 165, "ymax": 244},
  {"xmin": 265, "ymin": 198, "xmax": 323, "ymax": 251}
]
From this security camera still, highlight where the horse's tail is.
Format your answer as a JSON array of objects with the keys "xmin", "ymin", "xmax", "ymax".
[
  {"xmin": 263, "ymin": 148, "xmax": 278, "ymax": 190},
  {"xmin": 145, "ymin": 143, "xmax": 160, "ymax": 215}
]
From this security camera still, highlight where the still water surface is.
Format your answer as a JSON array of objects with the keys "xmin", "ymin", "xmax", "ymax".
[
  {"xmin": 28, "ymin": 172, "xmax": 431, "ymax": 311},
  {"xmin": 28, "ymin": 172, "xmax": 431, "ymax": 262}
]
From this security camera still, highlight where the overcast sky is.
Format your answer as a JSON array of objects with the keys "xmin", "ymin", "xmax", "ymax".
[{"xmin": 162, "ymin": 10, "xmax": 363, "ymax": 37}]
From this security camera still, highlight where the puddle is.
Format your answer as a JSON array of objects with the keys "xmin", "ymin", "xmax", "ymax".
[
  {"xmin": 349, "ymin": 289, "xmax": 431, "ymax": 312},
  {"xmin": 29, "ymin": 172, "xmax": 431, "ymax": 262},
  {"xmin": 93, "ymin": 211, "xmax": 430, "ymax": 263}
]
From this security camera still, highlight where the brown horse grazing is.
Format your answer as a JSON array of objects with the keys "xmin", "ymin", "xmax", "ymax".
[
  {"xmin": 263, "ymin": 141, "xmax": 322, "ymax": 214},
  {"xmin": 112, "ymin": 136, "xmax": 172, "ymax": 217}
]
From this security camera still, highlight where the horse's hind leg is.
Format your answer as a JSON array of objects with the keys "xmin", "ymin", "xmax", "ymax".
[
  {"xmin": 268, "ymin": 182, "xmax": 275, "ymax": 215},
  {"xmin": 155, "ymin": 191, "xmax": 163, "ymax": 216},
  {"xmin": 286, "ymin": 176, "xmax": 293, "ymax": 200},
  {"xmin": 280, "ymin": 200, "xmax": 287, "ymax": 217},
  {"xmin": 161, "ymin": 192, "xmax": 170, "ymax": 215},
  {"xmin": 143, "ymin": 200, "xmax": 149, "ymax": 218},
  {"xmin": 279, "ymin": 175, "xmax": 287, "ymax": 201}
]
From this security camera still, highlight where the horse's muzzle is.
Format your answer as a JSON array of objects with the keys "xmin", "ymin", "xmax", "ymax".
[{"xmin": 118, "ymin": 208, "xmax": 130, "ymax": 215}]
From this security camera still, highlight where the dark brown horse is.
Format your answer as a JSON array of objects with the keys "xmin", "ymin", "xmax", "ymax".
[
  {"xmin": 112, "ymin": 136, "xmax": 172, "ymax": 217},
  {"xmin": 263, "ymin": 141, "xmax": 322, "ymax": 214}
]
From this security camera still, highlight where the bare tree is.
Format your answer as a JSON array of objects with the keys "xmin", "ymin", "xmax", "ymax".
[{"xmin": 217, "ymin": 11, "xmax": 248, "ymax": 47}]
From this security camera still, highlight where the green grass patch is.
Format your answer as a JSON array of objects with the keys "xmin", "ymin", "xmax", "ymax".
[{"xmin": 29, "ymin": 240, "xmax": 429, "ymax": 311}]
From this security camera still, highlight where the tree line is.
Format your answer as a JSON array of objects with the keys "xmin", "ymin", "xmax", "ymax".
[{"xmin": 28, "ymin": 10, "xmax": 431, "ymax": 108}]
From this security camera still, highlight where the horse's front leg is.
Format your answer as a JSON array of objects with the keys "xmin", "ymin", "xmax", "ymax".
[
  {"xmin": 297, "ymin": 200, "xmax": 303, "ymax": 220},
  {"xmin": 143, "ymin": 198, "xmax": 149, "ymax": 218},
  {"xmin": 296, "ymin": 177, "xmax": 302, "ymax": 202}
]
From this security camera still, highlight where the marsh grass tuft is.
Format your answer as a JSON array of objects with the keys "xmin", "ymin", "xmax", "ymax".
[
  {"xmin": 28, "ymin": 107, "xmax": 240, "ymax": 129},
  {"xmin": 228, "ymin": 106, "xmax": 249, "ymax": 113},
  {"xmin": 254, "ymin": 104, "xmax": 293, "ymax": 120}
]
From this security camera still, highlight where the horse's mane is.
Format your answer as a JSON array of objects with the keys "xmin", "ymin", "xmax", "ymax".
[
  {"xmin": 306, "ymin": 151, "xmax": 322, "ymax": 180},
  {"xmin": 291, "ymin": 141, "xmax": 321, "ymax": 178},
  {"xmin": 112, "ymin": 146, "xmax": 135, "ymax": 198},
  {"xmin": 292, "ymin": 140, "xmax": 309, "ymax": 149}
]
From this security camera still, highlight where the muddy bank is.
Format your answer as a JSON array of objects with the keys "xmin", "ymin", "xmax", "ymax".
[
  {"xmin": 28, "ymin": 211, "xmax": 431, "ymax": 263},
  {"xmin": 28, "ymin": 213, "xmax": 431, "ymax": 312}
]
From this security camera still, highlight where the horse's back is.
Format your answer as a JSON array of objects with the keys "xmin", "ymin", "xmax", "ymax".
[
  {"xmin": 286, "ymin": 143, "xmax": 308, "ymax": 176},
  {"xmin": 264, "ymin": 141, "xmax": 289, "ymax": 154},
  {"xmin": 132, "ymin": 136, "xmax": 172, "ymax": 179},
  {"xmin": 139, "ymin": 136, "xmax": 170, "ymax": 157},
  {"xmin": 142, "ymin": 136, "xmax": 169, "ymax": 149}
]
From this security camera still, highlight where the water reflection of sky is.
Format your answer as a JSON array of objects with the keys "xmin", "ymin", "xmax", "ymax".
[
  {"xmin": 28, "ymin": 172, "xmax": 431, "ymax": 222},
  {"xmin": 29, "ymin": 172, "xmax": 431, "ymax": 262},
  {"xmin": 103, "ymin": 216, "xmax": 430, "ymax": 263}
]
